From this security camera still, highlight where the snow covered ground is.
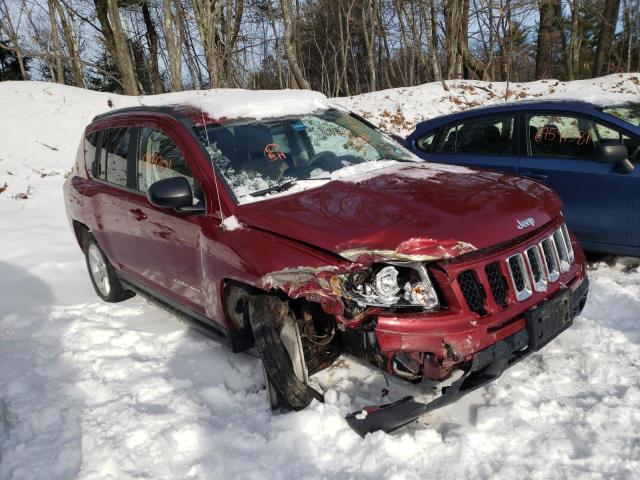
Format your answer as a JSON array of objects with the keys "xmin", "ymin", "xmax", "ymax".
[{"xmin": 1, "ymin": 76, "xmax": 639, "ymax": 479}]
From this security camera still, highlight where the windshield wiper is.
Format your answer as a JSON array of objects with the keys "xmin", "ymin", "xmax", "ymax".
[{"xmin": 249, "ymin": 177, "xmax": 330, "ymax": 198}]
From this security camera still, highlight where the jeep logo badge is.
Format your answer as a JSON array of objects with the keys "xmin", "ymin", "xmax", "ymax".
[{"xmin": 516, "ymin": 217, "xmax": 535, "ymax": 230}]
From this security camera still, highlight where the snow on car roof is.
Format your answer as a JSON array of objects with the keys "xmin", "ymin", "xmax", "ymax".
[{"xmin": 137, "ymin": 88, "xmax": 332, "ymax": 124}]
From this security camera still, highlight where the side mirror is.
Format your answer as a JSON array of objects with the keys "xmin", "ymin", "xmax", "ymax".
[
  {"xmin": 596, "ymin": 141, "xmax": 634, "ymax": 174},
  {"xmin": 147, "ymin": 176, "xmax": 194, "ymax": 209}
]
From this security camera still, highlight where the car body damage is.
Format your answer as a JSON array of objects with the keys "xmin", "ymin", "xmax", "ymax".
[
  {"xmin": 339, "ymin": 237, "xmax": 477, "ymax": 263},
  {"xmin": 65, "ymin": 100, "xmax": 590, "ymax": 436},
  {"xmin": 258, "ymin": 236, "xmax": 477, "ymax": 320}
]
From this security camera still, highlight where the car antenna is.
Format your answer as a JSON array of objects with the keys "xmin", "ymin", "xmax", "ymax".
[{"xmin": 197, "ymin": 94, "xmax": 227, "ymax": 230}]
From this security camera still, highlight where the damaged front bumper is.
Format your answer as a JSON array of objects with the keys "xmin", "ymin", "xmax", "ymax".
[{"xmin": 346, "ymin": 278, "xmax": 589, "ymax": 436}]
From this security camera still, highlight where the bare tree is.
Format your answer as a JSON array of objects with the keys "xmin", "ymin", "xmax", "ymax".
[
  {"xmin": 594, "ymin": 0, "xmax": 621, "ymax": 76},
  {"xmin": 163, "ymin": 0, "xmax": 183, "ymax": 91},
  {"xmin": 281, "ymin": 0, "xmax": 309, "ymax": 88},
  {"xmin": 0, "ymin": 0, "xmax": 29, "ymax": 79}
]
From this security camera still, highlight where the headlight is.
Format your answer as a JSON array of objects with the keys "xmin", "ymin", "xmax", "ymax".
[{"xmin": 334, "ymin": 263, "xmax": 440, "ymax": 310}]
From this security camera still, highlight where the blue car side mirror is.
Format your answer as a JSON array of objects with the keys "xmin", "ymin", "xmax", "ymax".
[{"xmin": 596, "ymin": 142, "xmax": 634, "ymax": 174}]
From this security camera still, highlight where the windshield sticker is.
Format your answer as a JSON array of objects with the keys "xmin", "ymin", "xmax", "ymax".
[
  {"xmin": 264, "ymin": 143, "xmax": 287, "ymax": 162},
  {"xmin": 292, "ymin": 122, "xmax": 306, "ymax": 131}
]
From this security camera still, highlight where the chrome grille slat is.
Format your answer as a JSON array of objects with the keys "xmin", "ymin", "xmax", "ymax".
[
  {"xmin": 540, "ymin": 236, "xmax": 560, "ymax": 282},
  {"xmin": 525, "ymin": 245, "xmax": 548, "ymax": 292},
  {"xmin": 553, "ymin": 229, "xmax": 571, "ymax": 273},
  {"xmin": 506, "ymin": 253, "xmax": 532, "ymax": 301},
  {"xmin": 560, "ymin": 223, "xmax": 575, "ymax": 264}
]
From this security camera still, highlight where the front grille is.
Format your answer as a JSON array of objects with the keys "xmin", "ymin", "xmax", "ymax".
[
  {"xmin": 485, "ymin": 262, "xmax": 508, "ymax": 307},
  {"xmin": 458, "ymin": 270, "xmax": 486, "ymax": 315},
  {"xmin": 452, "ymin": 223, "xmax": 575, "ymax": 315}
]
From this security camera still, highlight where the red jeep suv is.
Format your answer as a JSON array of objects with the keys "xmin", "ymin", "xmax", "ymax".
[{"xmin": 63, "ymin": 93, "xmax": 588, "ymax": 435}]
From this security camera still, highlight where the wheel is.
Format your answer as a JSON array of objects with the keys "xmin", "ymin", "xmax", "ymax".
[
  {"xmin": 83, "ymin": 233, "xmax": 133, "ymax": 303},
  {"xmin": 248, "ymin": 294, "xmax": 323, "ymax": 410}
]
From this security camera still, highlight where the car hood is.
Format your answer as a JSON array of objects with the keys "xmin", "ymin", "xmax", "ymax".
[{"xmin": 236, "ymin": 163, "xmax": 562, "ymax": 263}]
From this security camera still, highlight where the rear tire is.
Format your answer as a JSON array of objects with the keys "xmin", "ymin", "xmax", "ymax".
[
  {"xmin": 248, "ymin": 294, "xmax": 323, "ymax": 410},
  {"xmin": 83, "ymin": 233, "xmax": 133, "ymax": 303}
]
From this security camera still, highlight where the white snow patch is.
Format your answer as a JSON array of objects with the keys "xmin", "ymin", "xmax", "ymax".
[{"xmin": 221, "ymin": 215, "xmax": 243, "ymax": 231}]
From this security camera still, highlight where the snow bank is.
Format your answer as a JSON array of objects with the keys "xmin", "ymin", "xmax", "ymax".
[
  {"xmin": 1, "ymin": 77, "xmax": 640, "ymax": 479},
  {"xmin": 335, "ymin": 73, "xmax": 640, "ymax": 135}
]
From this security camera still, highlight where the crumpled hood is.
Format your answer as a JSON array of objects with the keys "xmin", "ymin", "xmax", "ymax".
[{"xmin": 236, "ymin": 163, "xmax": 562, "ymax": 262}]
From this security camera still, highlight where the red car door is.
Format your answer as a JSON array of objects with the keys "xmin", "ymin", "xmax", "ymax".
[
  {"xmin": 121, "ymin": 122, "xmax": 208, "ymax": 316},
  {"xmin": 83, "ymin": 127, "xmax": 137, "ymax": 271}
]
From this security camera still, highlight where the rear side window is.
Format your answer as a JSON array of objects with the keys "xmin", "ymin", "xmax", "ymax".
[
  {"xmin": 436, "ymin": 115, "xmax": 514, "ymax": 155},
  {"xmin": 136, "ymin": 128, "xmax": 201, "ymax": 202},
  {"xmin": 103, "ymin": 128, "xmax": 131, "ymax": 187},
  {"xmin": 84, "ymin": 132, "xmax": 99, "ymax": 176}
]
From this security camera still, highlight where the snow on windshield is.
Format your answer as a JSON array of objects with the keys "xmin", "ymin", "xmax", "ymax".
[{"xmin": 193, "ymin": 108, "xmax": 416, "ymax": 203}]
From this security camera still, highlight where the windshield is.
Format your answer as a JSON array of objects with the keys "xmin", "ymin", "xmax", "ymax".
[
  {"xmin": 193, "ymin": 108, "xmax": 414, "ymax": 200},
  {"xmin": 601, "ymin": 104, "xmax": 640, "ymax": 128}
]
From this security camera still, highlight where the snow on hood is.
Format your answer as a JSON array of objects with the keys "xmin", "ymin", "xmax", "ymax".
[{"xmin": 138, "ymin": 88, "xmax": 331, "ymax": 121}]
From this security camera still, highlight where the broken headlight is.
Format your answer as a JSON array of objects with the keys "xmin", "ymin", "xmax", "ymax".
[{"xmin": 334, "ymin": 263, "xmax": 440, "ymax": 310}]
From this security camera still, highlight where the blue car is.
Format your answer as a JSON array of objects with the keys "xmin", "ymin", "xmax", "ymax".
[{"xmin": 406, "ymin": 100, "xmax": 640, "ymax": 256}]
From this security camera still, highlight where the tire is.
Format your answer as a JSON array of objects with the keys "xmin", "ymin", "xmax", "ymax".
[
  {"xmin": 248, "ymin": 294, "xmax": 323, "ymax": 411},
  {"xmin": 83, "ymin": 233, "xmax": 133, "ymax": 303}
]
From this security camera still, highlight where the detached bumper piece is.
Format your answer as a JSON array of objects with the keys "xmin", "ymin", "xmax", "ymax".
[
  {"xmin": 346, "ymin": 280, "xmax": 589, "ymax": 437},
  {"xmin": 345, "ymin": 329, "xmax": 529, "ymax": 436}
]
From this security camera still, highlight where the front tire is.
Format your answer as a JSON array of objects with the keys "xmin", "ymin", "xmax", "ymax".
[
  {"xmin": 248, "ymin": 294, "xmax": 323, "ymax": 410},
  {"xmin": 83, "ymin": 233, "xmax": 133, "ymax": 303}
]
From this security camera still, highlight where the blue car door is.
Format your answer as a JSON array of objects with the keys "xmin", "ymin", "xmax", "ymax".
[
  {"xmin": 517, "ymin": 111, "xmax": 640, "ymax": 250},
  {"xmin": 418, "ymin": 113, "xmax": 519, "ymax": 174}
]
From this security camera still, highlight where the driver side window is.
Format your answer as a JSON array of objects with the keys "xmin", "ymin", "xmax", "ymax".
[
  {"xmin": 136, "ymin": 127, "xmax": 203, "ymax": 203},
  {"xmin": 528, "ymin": 114, "xmax": 639, "ymax": 161}
]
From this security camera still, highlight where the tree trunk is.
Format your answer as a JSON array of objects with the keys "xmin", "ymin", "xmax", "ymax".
[
  {"xmin": 535, "ymin": 0, "xmax": 562, "ymax": 79},
  {"xmin": 281, "ymin": 0, "xmax": 310, "ymax": 89},
  {"xmin": 594, "ymin": 0, "xmax": 621, "ymax": 76},
  {"xmin": 163, "ymin": 0, "xmax": 183, "ymax": 91},
  {"xmin": 362, "ymin": 0, "xmax": 377, "ymax": 92},
  {"xmin": 48, "ymin": 0, "xmax": 65, "ymax": 83},
  {"xmin": 54, "ymin": 0, "xmax": 85, "ymax": 87},
  {"xmin": 566, "ymin": 0, "xmax": 581, "ymax": 79},
  {"xmin": 222, "ymin": 0, "xmax": 244, "ymax": 87},
  {"xmin": 444, "ymin": 0, "xmax": 464, "ymax": 79},
  {"xmin": 141, "ymin": 0, "xmax": 163, "ymax": 93},
  {"xmin": 93, "ymin": 0, "xmax": 138, "ymax": 94},
  {"xmin": 193, "ymin": 0, "xmax": 222, "ymax": 88}
]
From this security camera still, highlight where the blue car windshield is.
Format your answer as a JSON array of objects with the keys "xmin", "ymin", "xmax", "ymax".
[{"xmin": 601, "ymin": 103, "xmax": 640, "ymax": 128}]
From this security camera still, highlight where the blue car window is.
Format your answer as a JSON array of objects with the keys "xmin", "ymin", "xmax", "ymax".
[
  {"xmin": 528, "ymin": 114, "xmax": 640, "ymax": 162},
  {"xmin": 436, "ymin": 115, "xmax": 514, "ymax": 155},
  {"xmin": 416, "ymin": 131, "xmax": 437, "ymax": 152}
]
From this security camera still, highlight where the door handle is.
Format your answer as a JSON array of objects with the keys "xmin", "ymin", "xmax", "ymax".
[
  {"xmin": 129, "ymin": 208, "xmax": 147, "ymax": 221},
  {"xmin": 522, "ymin": 171, "xmax": 548, "ymax": 180}
]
